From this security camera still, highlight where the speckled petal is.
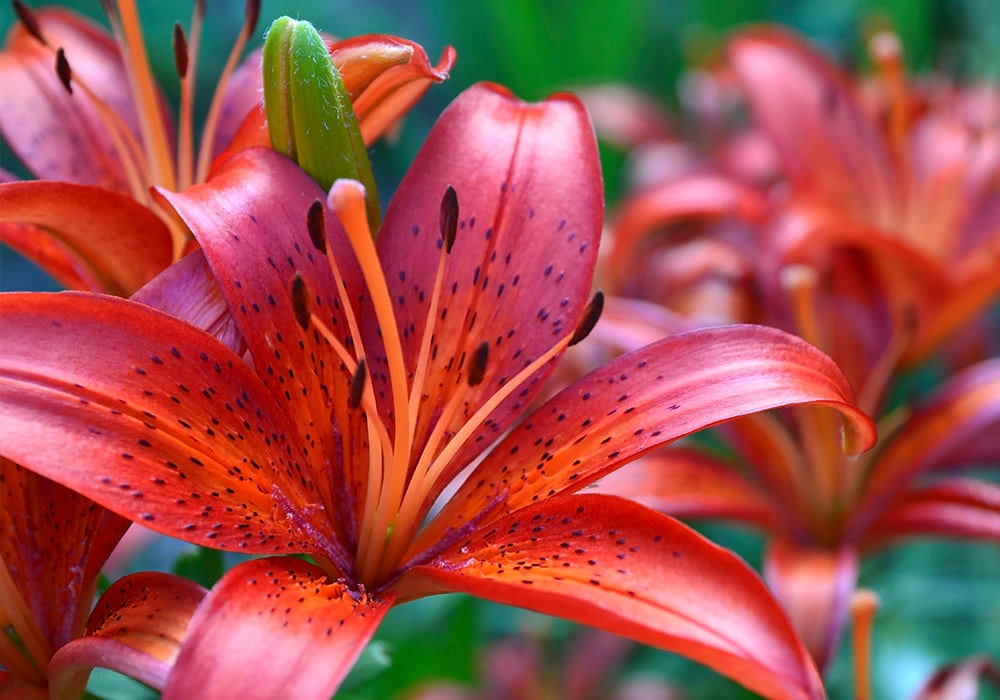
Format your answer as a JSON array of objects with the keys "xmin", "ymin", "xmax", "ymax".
[
  {"xmin": 47, "ymin": 571, "xmax": 206, "ymax": 694},
  {"xmin": 416, "ymin": 324, "xmax": 874, "ymax": 550},
  {"xmin": 0, "ymin": 292, "xmax": 341, "ymax": 562},
  {"xmin": 163, "ymin": 557, "xmax": 393, "ymax": 700},
  {"xmin": 399, "ymin": 494, "xmax": 824, "ymax": 700}
]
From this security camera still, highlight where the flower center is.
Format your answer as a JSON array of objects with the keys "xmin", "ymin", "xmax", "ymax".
[{"xmin": 294, "ymin": 182, "xmax": 602, "ymax": 587}]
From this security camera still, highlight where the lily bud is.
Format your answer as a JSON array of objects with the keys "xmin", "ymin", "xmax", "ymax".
[{"xmin": 262, "ymin": 16, "xmax": 380, "ymax": 229}]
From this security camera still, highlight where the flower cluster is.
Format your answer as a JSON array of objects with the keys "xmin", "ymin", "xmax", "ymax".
[{"xmin": 1, "ymin": 4, "xmax": 996, "ymax": 700}]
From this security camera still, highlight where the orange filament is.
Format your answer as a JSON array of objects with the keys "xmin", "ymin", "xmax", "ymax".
[
  {"xmin": 174, "ymin": 2, "xmax": 203, "ymax": 191},
  {"xmin": 193, "ymin": 1, "xmax": 259, "ymax": 183},
  {"xmin": 381, "ymin": 328, "xmax": 580, "ymax": 580},
  {"xmin": 108, "ymin": 0, "xmax": 176, "ymax": 190},
  {"xmin": 850, "ymin": 589, "xmax": 880, "ymax": 700}
]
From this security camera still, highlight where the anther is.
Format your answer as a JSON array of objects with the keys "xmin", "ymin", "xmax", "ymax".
[
  {"xmin": 307, "ymin": 200, "xmax": 327, "ymax": 253},
  {"xmin": 291, "ymin": 274, "xmax": 310, "ymax": 330},
  {"xmin": 440, "ymin": 185, "xmax": 459, "ymax": 253},
  {"xmin": 349, "ymin": 358, "xmax": 367, "ymax": 408},
  {"xmin": 173, "ymin": 23, "xmax": 189, "ymax": 79},
  {"xmin": 55, "ymin": 48, "xmax": 73, "ymax": 94},
  {"xmin": 467, "ymin": 341, "xmax": 489, "ymax": 387},
  {"xmin": 13, "ymin": 1, "xmax": 45, "ymax": 45},
  {"xmin": 244, "ymin": 0, "xmax": 262, "ymax": 33},
  {"xmin": 568, "ymin": 290, "xmax": 604, "ymax": 346}
]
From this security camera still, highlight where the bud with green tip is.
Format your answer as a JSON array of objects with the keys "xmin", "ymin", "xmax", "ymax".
[{"xmin": 262, "ymin": 16, "xmax": 380, "ymax": 230}]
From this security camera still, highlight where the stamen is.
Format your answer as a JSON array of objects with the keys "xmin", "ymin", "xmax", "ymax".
[
  {"xmin": 172, "ymin": 23, "xmax": 189, "ymax": 78},
  {"xmin": 781, "ymin": 265, "xmax": 842, "ymax": 521},
  {"xmin": 51, "ymin": 49, "xmax": 151, "ymax": 207},
  {"xmin": 55, "ymin": 48, "xmax": 72, "ymax": 94},
  {"xmin": 349, "ymin": 358, "xmax": 367, "ymax": 409},
  {"xmin": 383, "ymin": 325, "xmax": 583, "ymax": 575},
  {"xmin": 467, "ymin": 341, "xmax": 489, "ymax": 387},
  {"xmin": 331, "ymin": 180, "xmax": 414, "ymax": 579},
  {"xmin": 194, "ymin": 0, "xmax": 261, "ymax": 183},
  {"xmin": 13, "ymin": 1, "xmax": 46, "ymax": 46},
  {"xmin": 108, "ymin": 0, "xmax": 177, "ymax": 189},
  {"xmin": 440, "ymin": 184, "xmax": 458, "ymax": 253},
  {"xmin": 568, "ymin": 290, "xmax": 604, "ymax": 346},
  {"xmin": 291, "ymin": 274, "xmax": 311, "ymax": 330},
  {"xmin": 850, "ymin": 589, "xmax": 879, "ymax": 700},
  {"xmin": 307, "ymin": 200, "xmax": 328, "ymax": 253},
  {"xmin": 407, "ymin": 186, "xmax": 459, "ymax": 428},
  {"xmin": 174, "ymin": 3, "xmax": 202, "ymax": 192}
]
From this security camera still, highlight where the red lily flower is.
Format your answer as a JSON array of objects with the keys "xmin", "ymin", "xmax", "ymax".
[
  {"xmin": 0, "ymin": 1, "xmax": 453, "ymax": 295},
  {"xmin": 0, "ymin": 83, "xmax": 875, "ymax": 699},
  {"xmin": 593, "ymin": 27, "xmax": 1000, "ymax": 667}
]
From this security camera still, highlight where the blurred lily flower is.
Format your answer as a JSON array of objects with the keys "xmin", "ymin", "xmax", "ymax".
[
  {"xmin": 591, "ymin": 26, "xmax": 1000, "ymax": 667},
  {"xmin": 0, "ymin": 83, "xmax": 877, "ymax": 699}
]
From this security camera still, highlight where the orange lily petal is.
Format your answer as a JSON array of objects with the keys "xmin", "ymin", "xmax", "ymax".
[
  {"xmin": 728, "ymin": 27, "xmax": 899, "ymax": 225},
  {"xmin": 0, "ymin": 457, "xmax": 129, "ymax": 653},
  {"xmin": 417, "ymin": 324, "xmax": 875, "ymax": 551},
  {"xmin": 374, "ymin": 82, "xmax": 602, "ymax": 485},
  {"xmin": 163, "ymin": 557, "xmax": 394, "ymax": 700},
  {"xmin": 47, "ymin": 571, "xmax": 206, "ymax": 695},
  {"xmin": 328, "ymin": 35, "xmax": 455, "ymax": 144},
  {"xmin": 595, "ymin": 448, "xmax": 782, "ymax": 531},
  {"xmin": 0, "ymin": 8, "xmax": 158, "ymax": 191},
  {"xmin": 0, "ymin": 181, "xmax": 173, "ymax": 295},
  {"xmin": 131, "ymin": 250, "xmax": 245, "ymax": 356},
  {"xmin": 0, "ymin": 291, "xmax": 348, "ymax": 567},
  {"xmin": 399, "ymin": 494, "xmax": 825, "ymax": 700},
  {"xmin": 862, "ymin": 478, "xmax": 1000, "ymax": 547},
  {"xmin": 763, "ymin": 539, "xmax": 858, "ymax": 669}
]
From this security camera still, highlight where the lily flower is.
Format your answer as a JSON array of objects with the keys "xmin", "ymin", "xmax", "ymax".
[
  {"xmin": 0, "ymin": 83, "xmax": 875, "ymax": 699},
  {"xmin": 593, "ymin": 26, "xmax": 1000, "ymax": 668},
  {"xmin": 0, "ymin": 456, "xmax": 207, "ymax": 697},
  {"xmin": 0, "ymin": 1, "xmax": 453, "ymax": 295}
]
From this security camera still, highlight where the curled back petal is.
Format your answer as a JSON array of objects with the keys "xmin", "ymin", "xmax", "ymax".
[
  {"xmin": 163, "ymin": 557, "xmax": 393, "ymax": 700},
  {"xmin": 0, "ymin": 181, "xmax": 173, "ymax": 295},
  {"xmin": 47, "ymin": 572, "xmax": 206, "ymax": 695},
  {"xmin": 398, "ymin": 494, "xmax": 824, "ymax": 700}
]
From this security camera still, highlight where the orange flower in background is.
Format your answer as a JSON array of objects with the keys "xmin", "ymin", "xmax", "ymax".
[
  {"xmin": 0, "ymin": 83, "xmax": 878, "ymax": 699},
  {"xmin": 591, "ymin": 27, "xmax": 1000, "ymax": 667},
  {"xmin": 0, "ymin": 0, "xmax": 453, "ymax": 295}
]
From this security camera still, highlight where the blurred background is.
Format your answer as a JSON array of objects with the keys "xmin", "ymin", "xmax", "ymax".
[{"xmin": 1, "ymin": 1, "xmax": 998, "ymax": 698}]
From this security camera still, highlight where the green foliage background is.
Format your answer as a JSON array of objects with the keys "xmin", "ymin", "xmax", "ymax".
[{"xmin": 1, "ymin": 1, "xmax": 998, "ymax": 698}]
